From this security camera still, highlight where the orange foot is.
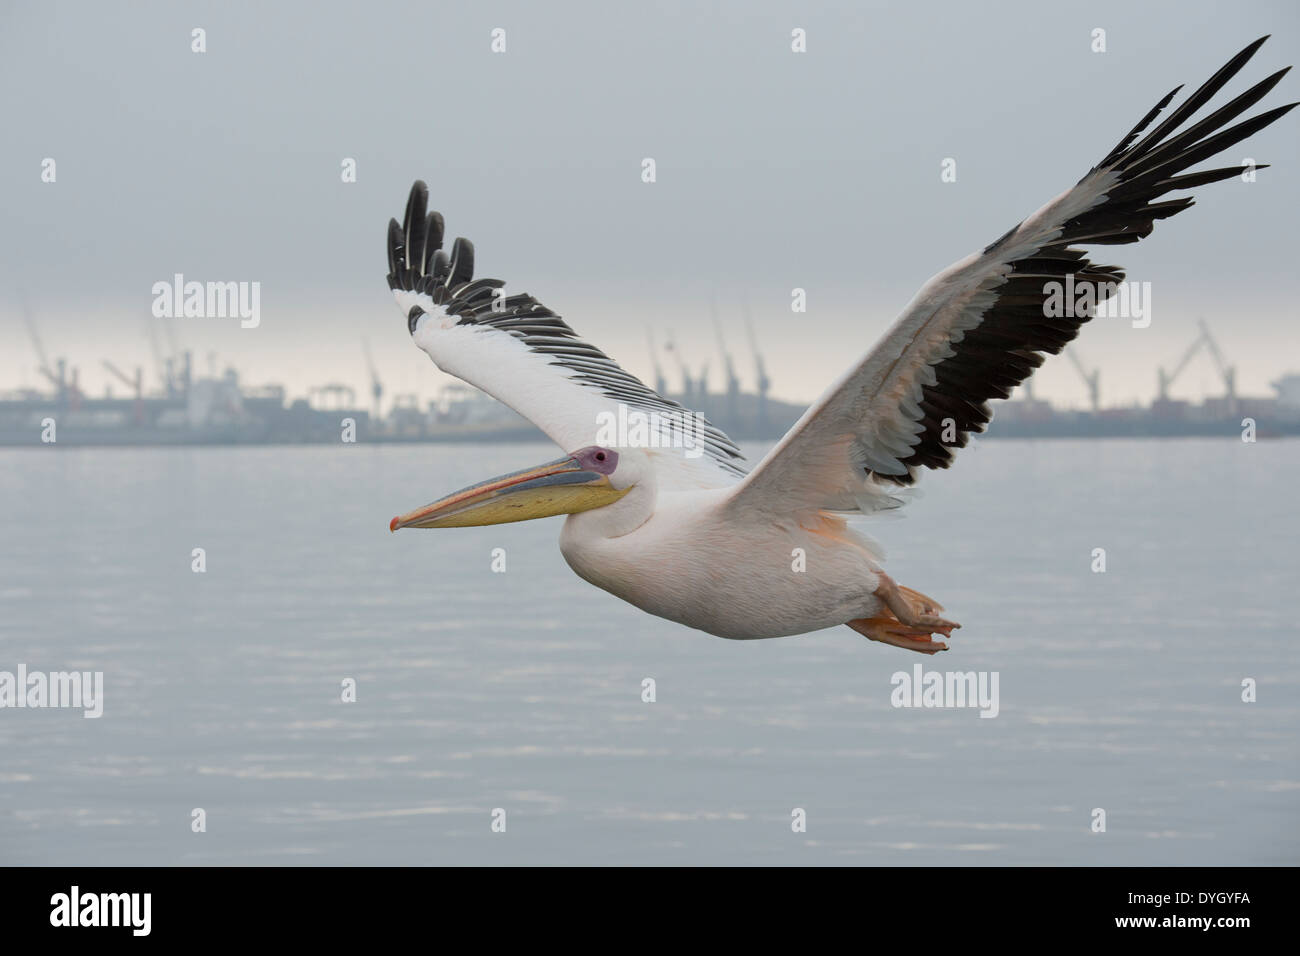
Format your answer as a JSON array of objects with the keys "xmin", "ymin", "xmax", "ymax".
[{"xmin": 847, "ymin": 573, "xmax": 960, "ymax": 654}]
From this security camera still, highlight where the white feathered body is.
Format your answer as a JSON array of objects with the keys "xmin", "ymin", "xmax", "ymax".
[{"xmin": 559, "ymin": 487, "xmax": 885, "ymax": 640}]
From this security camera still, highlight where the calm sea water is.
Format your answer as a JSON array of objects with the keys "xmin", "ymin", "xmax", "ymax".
[{"xmin": 1, "ymin": 438, "xmax": 1296, "ymax": 865}]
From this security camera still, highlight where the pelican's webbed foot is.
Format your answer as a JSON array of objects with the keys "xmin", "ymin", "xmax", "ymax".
[{"xmin": 847, "ymin": 572, "xmax": 960, "ymax": 654}]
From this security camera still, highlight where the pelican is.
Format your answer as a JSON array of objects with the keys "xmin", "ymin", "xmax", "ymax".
[{"xmin": 387, "ymin": 38, "xmax": 1293, "ymax": 653}]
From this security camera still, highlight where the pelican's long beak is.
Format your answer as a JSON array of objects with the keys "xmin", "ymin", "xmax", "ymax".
[{"xmin": 390, "ymin": 454, "xmax": 629, "ymax": 530}]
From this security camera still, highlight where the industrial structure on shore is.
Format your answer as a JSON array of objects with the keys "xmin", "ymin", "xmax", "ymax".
[{"xmin": 3, "ymin": 310, "xmax": 1299, "ymax": 447}]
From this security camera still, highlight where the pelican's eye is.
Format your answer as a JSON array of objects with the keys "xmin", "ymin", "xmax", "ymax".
[{"xmin": 576, "ymin": 446, "xmax": 618, "ymax": 475}]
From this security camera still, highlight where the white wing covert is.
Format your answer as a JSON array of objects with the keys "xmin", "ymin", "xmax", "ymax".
[{"xmin": 386, "ymin": 182, "xmax": 748, "ymax": 491}]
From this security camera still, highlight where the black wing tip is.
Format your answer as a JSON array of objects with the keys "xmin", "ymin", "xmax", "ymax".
[
  {"xmin": 1102, "ymin": 36, "xmax": 1290, "ymax": 173},
  {"xmin": 1223, "ymin": 35, "xmax": 1272, "ymax": 75},
  {"xmin": 888, "ymin": 35, "xmax": 1289, "ymax": 482},
  {"xmin": 386, "ymin": 218, "xmax": 404, "ymax": 280},
  {"xmin": 1064, "ymin": 39, "xmax": 1294, "ymax": 247},
  {"xmin": 426, "ymin": 211, "xmax": 445, "ymax": 257},
  {"xmin": 387, "ymin": 182, "xmax": 466, "ymax": 294},
  {"xmin": 386, "ymin": 182, "xmax": 497, "ymax": 320}
]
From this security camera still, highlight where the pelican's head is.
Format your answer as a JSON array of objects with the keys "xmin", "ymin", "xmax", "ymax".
[{"xmin": 389, "ymin": 445, "xmax": 645, "ymax": 531}]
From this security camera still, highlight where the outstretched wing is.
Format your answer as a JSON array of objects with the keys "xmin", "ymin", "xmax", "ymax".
[
  {"xmin": 727, "ymin": 36, "xmax": 1293, "ymax": 518},
  {"xmin": 386, "ymin": 182, "xmax": 747, "ymax": 491}
]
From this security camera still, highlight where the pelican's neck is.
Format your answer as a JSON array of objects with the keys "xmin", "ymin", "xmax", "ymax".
[{"xmin": 565, "ymin": 477, "xmax": 656, "ymax": 539}]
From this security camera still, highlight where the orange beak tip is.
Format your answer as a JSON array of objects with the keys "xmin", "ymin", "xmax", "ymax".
[{"xmin": 389, "ymin": 516, "xmax": 400, "ymax": 533}]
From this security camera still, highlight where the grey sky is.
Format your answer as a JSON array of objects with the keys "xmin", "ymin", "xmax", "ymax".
[{"xmin": 2, "ymin": 0, "xmax": 1297, "ymax": 410}]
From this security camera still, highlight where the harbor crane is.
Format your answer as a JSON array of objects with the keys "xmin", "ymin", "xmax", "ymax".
[
  {"xmin": 1157, "ymin": 319, "xmax": 1236, "ymax": 407},
  {"xmin": 21, "ymin": 301, "xmax": 74, "ymax": 403},
  {"xmin": 162, "ymin": 324, "xmax": 192, "ymax": 397},
  {"xmin": 1065, "ymin": 346, "xmax": 1101, "ymax": 412},
  {"xmin": 102, "ymin": 360, "xmax": 143, "ymax": 399},
  {"xmin": 144, "ymin": 316, "xmax": 170, "ymax": 395},
  {"xmin": 1197, "ymin": 319, "xmax": 1237, "ymax": 412},
  {"xmin": 663, "ymin": 335, "xmax": 695, "ymax": 404},
  {"xmin": 695, "ymin": 360, "xmax": 710, "ymax": 399},
  {"xmin": 103, "ymin": 360, "xmax": 145, "ymax": 424},
  {"xmin": 743, "ymin": 306, "xmax": 771, "ymax": 431},
  {"xmin": 713, "ymin": 306, "xmax": 741, "ymax": 425},
  {"xmin": 363, "ymin": 339, "xmax": 384, "ymax": 419},
  {"xmin": 22, "ymin": 303, "xmax": 54, "ymax": 385},
  {"xmin": 646, "ymin": 331, "xmax": 669, "ymax": 397}
]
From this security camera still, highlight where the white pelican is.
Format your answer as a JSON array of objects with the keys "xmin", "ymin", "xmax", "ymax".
[{"xmin": 387, "ymin": 38, "xmax": 1293, "ymax": 654}]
